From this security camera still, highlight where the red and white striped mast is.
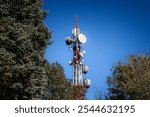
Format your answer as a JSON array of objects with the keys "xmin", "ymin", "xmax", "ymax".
[{"xmin": 65, "ymin": 16, "xmax": 91, "ymax": 89}]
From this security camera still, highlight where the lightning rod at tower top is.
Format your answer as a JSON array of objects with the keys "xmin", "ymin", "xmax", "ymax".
[{"xmin": 65, "ymin": 16, "xmax": 91, "ymax": 89}]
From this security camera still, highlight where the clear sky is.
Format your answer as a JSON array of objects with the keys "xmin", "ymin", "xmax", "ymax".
[{"xmin": 43, "ymin": 0, "xmax": 150, "ymax": 99}]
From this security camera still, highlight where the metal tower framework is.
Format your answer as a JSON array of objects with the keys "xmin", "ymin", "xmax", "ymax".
[{"xmin": 65, "ymin": 17, "xmax": 91, "ymax": 97}]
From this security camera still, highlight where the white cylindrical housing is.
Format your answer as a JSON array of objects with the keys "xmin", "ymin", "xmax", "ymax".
[
  {"xmin": 69, "ymin": 61, "xmax": 72, "ymax": 65},
  {"xmin": 83, "ymin": 79, "xmax": 91, "ymax": 88},
  {"xmin": 72, "ymin": 28, "xmax": 77, "ymax": 36},
  {"xmin": 82, "ymin": 65, "xmax": 89, "ymax": 74},
  {"xmin": 79, "ymin": 51, "xmax": 84, "ymax": 58},
  {"xmin": 65, "ymin": 36, "xmax": 72, "ymax": 45},
  {"xmin": 65, "ymin": 37, "xmax": 76, "ymax": 45}
]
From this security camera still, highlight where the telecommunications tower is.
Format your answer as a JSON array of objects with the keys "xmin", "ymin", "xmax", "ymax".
[{"xmin": 65, "ymin": 17, "xmax": 91, "ymax": 91}]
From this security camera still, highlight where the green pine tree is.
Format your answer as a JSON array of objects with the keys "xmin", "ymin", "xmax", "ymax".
[{"xmin": 0, "ymin": 0, "xmax": 51, "ymax": 99}]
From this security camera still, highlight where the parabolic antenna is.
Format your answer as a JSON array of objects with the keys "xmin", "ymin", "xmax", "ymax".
[
  {"xmin": 78, "ymin": 33, "xmax": 87, "ymax": 44},
  {"xmin": 83, "ymin": 79, "xmax": 91, "ymax": 88}
]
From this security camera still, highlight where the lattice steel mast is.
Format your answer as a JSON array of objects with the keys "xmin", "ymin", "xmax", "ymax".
[{"xmin": 65, "ymin": 17, "xmax": 91, "ymax": 89}]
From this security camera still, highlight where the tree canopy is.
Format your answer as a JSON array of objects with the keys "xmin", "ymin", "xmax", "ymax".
[
  {"xmin": 0, "ymin": 0, "xmax": 51, "ymax": 99},
  {"xmin": 107, "ymin": 54, "xmax": 150, "ymax": 100}
]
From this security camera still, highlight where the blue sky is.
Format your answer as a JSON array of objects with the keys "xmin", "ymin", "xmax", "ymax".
[{"xmin": 43, "ymin": 0, "xmax": 150, "ymax": 99}]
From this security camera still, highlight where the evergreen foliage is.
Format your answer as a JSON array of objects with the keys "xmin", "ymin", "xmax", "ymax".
[
  {"xmin": 44, "ymin": 62, "xmax": 73, "ymax": 100},
  {"xmin": 0, "ymin": 0, "xmax": 51, "ymax": 99},
  {"xmin": 107, "ymin": 54, "xmax": 150, "ymax": 100}
]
